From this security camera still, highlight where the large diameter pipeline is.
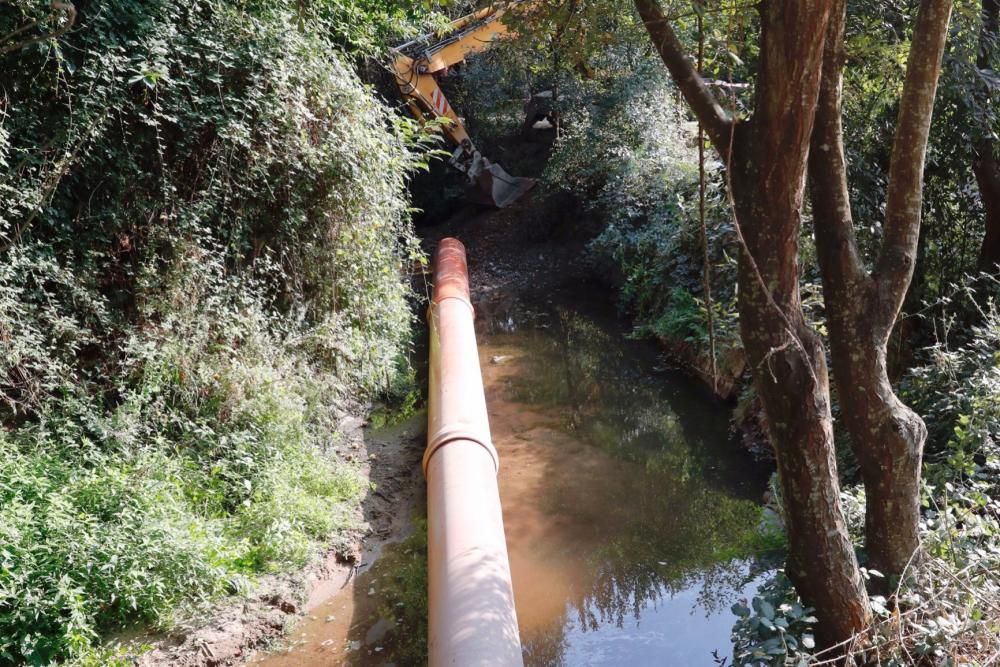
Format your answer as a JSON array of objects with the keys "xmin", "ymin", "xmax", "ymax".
[{"xmin": 425, "ymin": 238, "xmax": 523, "ymax": 666}]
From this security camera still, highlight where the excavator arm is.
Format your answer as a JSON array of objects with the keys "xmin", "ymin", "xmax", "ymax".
[{"xmin": 391, "ymin": 3, "xmax": 536, "ymax": 208}]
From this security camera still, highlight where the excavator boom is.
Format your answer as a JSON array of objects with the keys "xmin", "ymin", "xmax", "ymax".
[{"xmin": 391, "ymin": 2, "xmax": 536, "ymax": 208}]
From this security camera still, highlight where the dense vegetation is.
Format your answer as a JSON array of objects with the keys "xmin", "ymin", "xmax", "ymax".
[
  {"xmin": 4, "ymin": 0, "xmax": 1000, "ymax": 663},
  {"xmin": 0, "ymin": 0, "xmax": 435, "ymax": 662}
]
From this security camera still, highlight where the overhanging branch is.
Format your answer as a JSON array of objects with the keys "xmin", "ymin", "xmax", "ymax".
[{"xmin": 634, "ymin": 0, "xmax": 733, "ymax": 154}]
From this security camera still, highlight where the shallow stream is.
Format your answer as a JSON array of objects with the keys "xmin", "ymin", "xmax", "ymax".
[{"xmin": 255, "ymin": 285, "xmax": 773, "ymax": 666}]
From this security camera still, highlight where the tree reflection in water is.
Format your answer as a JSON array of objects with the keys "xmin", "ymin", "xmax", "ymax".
[{"xmin": 478, "ymin": 293, "xmax": 775, "ymax": 665}]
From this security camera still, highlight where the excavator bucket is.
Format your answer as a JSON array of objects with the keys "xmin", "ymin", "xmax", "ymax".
[{"xmin": 474, "ymin": 162, "xmax": 536, "ymax": 208}]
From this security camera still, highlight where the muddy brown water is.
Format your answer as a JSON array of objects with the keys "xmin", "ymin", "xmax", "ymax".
[{"xmin": 253, "ymin": 285, "xmax": 773, "ymax": 666}]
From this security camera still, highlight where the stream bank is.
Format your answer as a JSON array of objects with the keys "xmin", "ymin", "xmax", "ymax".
[{"xmin": 132, "ymin": 407, "xmax": 426, "ymax": 667}]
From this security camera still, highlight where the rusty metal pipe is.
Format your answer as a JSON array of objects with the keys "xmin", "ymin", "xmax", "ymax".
[{"xmin": 425, "ymin": 238, "xmax": 523, "ymax": 666}]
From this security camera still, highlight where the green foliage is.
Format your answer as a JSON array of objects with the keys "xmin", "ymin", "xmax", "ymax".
[
  {"xmin": 0, "ymin": 249, "xmax": 371, "ymax": 663},
  {"xmin": 731, "ymin": 573, "xmax": 819, "ymax": 667},
  {"xmin": 0, "ymin": 0, "xmax": 427, "ymax": 661},
  {"xmin": 840, "ymin": 0, "xmax": 998, "ymax": 297},
  {"xmin": 310, "ymin": 0, "xmax": 447, "ymax": 57},
  {"xmin": 367, "ymin": 354, "xmax": 423, "ymax": 429},
  {"xmin": 447, "ymin": 0, "xmax": 650, "ymax": 153},
  {"xmin": 894, "ymin": 492, "xmax": 1000, "ymax": 663},
  {"xmin": 739, "ymin": 484, "xmax": 1000, "ymax": 666},
  {"xmin": 649, "ymin": 286, "xmax": 737, "ymax": 345},
  {"xmin": 0, "ymin": 440, "xmax": 226, "ymax": 663},
  {"xmin": 903, "ymin": 298, "xmax": 1000, "ymax": 489},
  {"xmin": 541, "ymin": 59, "xmax": 740, "ymax": 350},
  {"xmin": 653, "ymin": 287, "xmax": 705, "ymax": 342}
]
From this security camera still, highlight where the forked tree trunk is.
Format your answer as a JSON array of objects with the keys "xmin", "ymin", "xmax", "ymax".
[
  {"xmin": 975, "ymin": 0, "xmax": 1000, "ymax": 271},
  {"xmin": 731, "ymin": 185, "xmax": 873, "ymax": 644},
  {"xmin": 810, "ymin": 0, "xmax": 952, "ymax": 580},
  {"xmin": 636, "ymin": 0, "xmax": 872, "ymax": 649}
]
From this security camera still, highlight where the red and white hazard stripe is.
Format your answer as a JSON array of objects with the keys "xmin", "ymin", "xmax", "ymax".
[{"xmin": 431, "ymin": 88, "xmax": 450, "ymax": 116}]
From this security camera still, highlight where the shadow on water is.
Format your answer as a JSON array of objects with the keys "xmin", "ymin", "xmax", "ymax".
[{"xmin": 253, "ymin": 280, "xmax": 775, "ymax": 666}]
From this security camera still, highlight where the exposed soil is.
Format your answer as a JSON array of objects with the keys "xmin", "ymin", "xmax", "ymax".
[
  {"xmin": 134, "ymin": 406, "xmax": 426, "ymax": 667},
  {"xmin": 421, "ymin": 192, "xmax": 601, "ymax": 302}
]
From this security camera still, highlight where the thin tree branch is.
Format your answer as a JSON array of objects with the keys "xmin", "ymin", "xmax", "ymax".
[
  {"xmin": 809, "ymin": 0, "xmax": 867, "ymax": 290},
  {"xmin": 876, "ymin": 0, "xmax": 953, "ymax": 315},
  {"xmin": 1, "ymin": 15, "xmax": 43, "ymax": 44},
  {"xmin": 634, "ymin": 0, "xmax": 733, "ymax": 155},
  {"xmin": 1, "ymin": 1, "xmax": 76, "ymax": 56}
]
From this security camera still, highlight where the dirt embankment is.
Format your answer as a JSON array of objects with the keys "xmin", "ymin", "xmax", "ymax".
[
  {"xmin": 423, "ymin": 193, "xmax": 749, "ymax": 392},
  {"xmin": 421, "ymin": 193, "xmax": 599, "ymax": 302},
  {"xmin": 135, "ymin": 405, "xmax": 426, "ymax": 667}
]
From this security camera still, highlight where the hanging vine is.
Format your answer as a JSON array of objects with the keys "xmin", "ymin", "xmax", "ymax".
[{"xmin": 696, "ymin": 1, "xmax": 718, "ymax": 393}]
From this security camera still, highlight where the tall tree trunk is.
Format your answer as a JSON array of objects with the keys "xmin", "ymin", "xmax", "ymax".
[
  {"xmin": 976, "ymin": 0, "xmax": 1000, "ymax": 271},
  {"xmin": 636, "ymin": 0, "xmax": 871, "ymax": 649},
  {"xmin": 976, "ymin": 145, "xmax": 1000, "ymax": 270},
  {"xmin": 810, "ymin": 0, "xmax": 953, "ymax": 580}
]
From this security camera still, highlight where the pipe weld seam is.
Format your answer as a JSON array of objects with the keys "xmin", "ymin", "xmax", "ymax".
[
  {"xmin": 422, "ymin": 429, "xmax": 499, "ymax": 476},
  {"xmin": 430, "ymin": 294, "xmax": 475, "ymax": 314}
]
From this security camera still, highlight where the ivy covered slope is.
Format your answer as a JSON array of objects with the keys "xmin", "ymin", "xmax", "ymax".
[{"xmin": 0, "ymin": 0, "xmax": 426, "ymax": 662}]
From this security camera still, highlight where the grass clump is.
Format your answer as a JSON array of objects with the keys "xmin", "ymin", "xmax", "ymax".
[{"xmin": 374, "ymin": 522, "xmax": 430, "ymax": 665}]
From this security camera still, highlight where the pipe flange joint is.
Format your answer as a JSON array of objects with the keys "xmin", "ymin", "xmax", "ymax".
[
  {"xmin": 423, "ymin": 426, "xmax": 499, "ymax": 476},
  {"xmin": 428, "ymin": 296, "xmax": 475, "ymax": 320}
]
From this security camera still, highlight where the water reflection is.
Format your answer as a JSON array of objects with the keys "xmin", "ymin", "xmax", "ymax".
[{"xmin": 477, "ymin": 287, "xmax": 772, "ymax": 666}]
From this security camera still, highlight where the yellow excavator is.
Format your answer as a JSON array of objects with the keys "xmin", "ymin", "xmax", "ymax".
[{"xmin": 390, "ymin": 2, "xmax": 537, "ymax": 208}]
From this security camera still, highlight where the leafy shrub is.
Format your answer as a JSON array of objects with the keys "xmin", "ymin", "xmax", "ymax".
[
  {"xmin": 649, "ymin": 286, "xmax": 714, "ymax": 343},
  {"xmin": 0, "ymin": 442, "xmax": 227, "ymax": 663},
  {"xmin": 0, "ymin": 0, "xmax": 427, "ymax": 661},
  {"xmin": 731, "ymin": 573, "xmax": 819, "ymax": 667},
  {"xmin": 542, "ymin": 58, "xmax": 740, "ymax": 352},
  {"xmin": 902, "ymin": 300, "xmax": 1000, "ymax": 488},
  {"xmin": 0, "ymin": 249, "xmax": 370, "ymax": 662},
  {"xmin": 732, "ymin": 490, "xmax": 1000, "ymax": 666}
]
